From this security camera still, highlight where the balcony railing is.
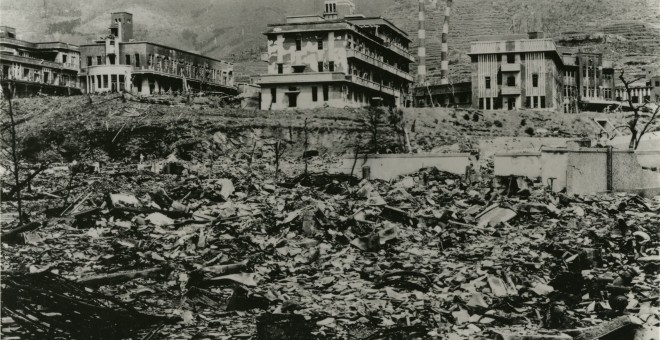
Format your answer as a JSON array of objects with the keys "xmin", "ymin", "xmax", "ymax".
[
  {"xmin": 346, "ymin": 75, "xmax": 398, "ymax": 96},
  {"xmin": 500, "ymin": 86, "xmax": 521, "ymax": 95},
  {"xmin": 1, "ymin": 73, "xmax": 78, "ymax": 88},
  {"xmin": 346, "ymin": 49, "xmax": 413, "ymax": 81},
  {"xmin": 132, "ymin": 65, "xmax": 234, "ymax": 87},
  {"xmin": 500, "ymin": 63, "xmax": 521, "ymax": 72},
  {"xmin": 0, "ymin": 53, "xmax": 79, "ymax": 71},
  {"xmin": 471, "ymin": 39, "xmax": 557, "ymax": 55},
  {"xmin": 258, "ymin": 72, "xmax": 346, "ymax": 84}
]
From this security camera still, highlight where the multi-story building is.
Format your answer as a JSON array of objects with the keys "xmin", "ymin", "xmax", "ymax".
[
  {"xmin": 79, "ymin": 12, "xmax": 237, "ymax": 96},
  {"xmin": 465, "ymin": 32, "xmax": 615, "ymax": 113},
  {"xmin": 257, "ymin": 0, "xmax": 414, "ymax": 110},
  {"xmin": 561, "ymin": 52, "xmax": 615, "ymax": 113},
  {"xmin": 615, "ymin": 67, "xmax": 660, "ymax": 106},
  {"xmin": 0, "ymin": 26, "xmax": 81, "ymax": 97}
]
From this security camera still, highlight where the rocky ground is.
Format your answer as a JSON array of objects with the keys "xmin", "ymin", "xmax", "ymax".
[
  {"xmin": 1, "ymin": 146, "xmax": 659, "ymax": 339},
  {"xmin": 1, "ymin": 95, "xmax": 659, "ymax": 339}
]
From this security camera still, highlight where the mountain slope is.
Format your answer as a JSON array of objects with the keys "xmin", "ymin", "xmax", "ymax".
[{"xmin": 0, "ymin": 0, "xmax": 657, "ymax": 81}]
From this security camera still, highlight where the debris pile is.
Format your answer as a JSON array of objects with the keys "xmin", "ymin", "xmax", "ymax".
[{"xmin": 1, "ymin": 153, "xmax": 659, "ymax": 339}]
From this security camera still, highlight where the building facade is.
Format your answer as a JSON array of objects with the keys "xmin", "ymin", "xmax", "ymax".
[
  {"xmin": 561, "ymin": 52, "xmax": 615, "ymax": 113},
  {"xmin": 79, "ymin": 13, "xmax": 237, "ymax": 96},
  {"xmin": 466, "ymin": 33, "xmax": 615, "ymax": 113},
  {"xmin": 257, "ymin": 0, "xmax": 414, "ymax": 110},
  {"xmin": 0, "ymin": 26, "xmax": 81, "ymax": 97},
  {"xmin": 414, "ymin": 81, "xmax": 472, "ymax": 108},
  {"xmin": 615, "ymin": 67, "xmax": 660, "ymax": 106}
]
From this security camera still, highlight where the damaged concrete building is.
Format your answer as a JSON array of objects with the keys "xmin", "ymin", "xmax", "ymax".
[
  {"xmin": 416, "ymin": 33, "xmax": 617, "ymax": 113},
  {"xmin": 79, "ymin": 12, "xmax": 237, "ymax": 96},
  {"xmin": 0, "ymin": 26, "xmax": 81, "ymax": 97},
  {"xmin": 257, "ymin": 0, "xmax": 414, "ymax": 110},
  {"xmin": 468, "ymin": 32, "xmax": 615, "ymax": 113},
  {"xmin": 615, "ymin": 67, "xmax": 660, "ymax": 105}
]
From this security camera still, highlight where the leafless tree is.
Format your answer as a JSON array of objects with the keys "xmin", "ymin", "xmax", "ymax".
[
  {"xmin": 1, "ymin": 83, "xmax": 23, "ymax": 220},
  {"xmin": 619, "ymin": 70, "xmax": 660, "ymax": 150}
]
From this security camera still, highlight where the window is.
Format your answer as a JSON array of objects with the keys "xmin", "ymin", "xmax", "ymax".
[
  {"xmin": 655, "ymin": 81, "xmax": 659, "ymax": 87},
  {"xmin": 97, "ymin": 56, "xmax": 102, "ymax": 65},
  {"xmin": 278, "ymin": 64, "xmax": 283, "ymax": 74},
  {"xmin": 318, "ymin": 39, "xmax": 323, "ymax": 50},
  {"xmin": 485, "ymin": 76, "xmax": 491, "ymax": 89},
  {"xmin": 644, "ymin": 95, "xmax": 651, "ymax": 103},
  {"xmin": 97, "ymin": 75, "xmax": 102, "ymax": 88},
  {"xmin": 108, "ymin": 55, "xmax": 115, "ymax": 65},
  {"xmin": 507, "ymin": 53, "xmax": 515, "ymax": 63},
  {"xmin": 533, "ymin": 96, "xmax": 538, "ymax": 108},
  {"xmin": 479, "ymin": 98, "xmax": 484, "ymax": 109},
  {"xmin": 288, "ymin": 87, "xmax": 298, "ymax": 108},
  {"xmin": 87, "ymin": 56, "xmax": 93, "ymax": 66},
  {"xmin": 486, "ymin": 98, "xmax": 491, "ymax": 110},
  {"xmin": 125, "ymin": 54, "xmax": 131, "ymax": 65},
  {"xmin": 532, "ymin": 74, "xmax": 539, "ymax": 87},
  {"xmin": 103, "ymin": 75, "xmax": 108, "ymax": 88},
  {"xmin": 271, "ymin": 88, "xmax": 277, "ymax": 103},
  {"xmin": 296, "ymin": 37, "xmax": 302, "ymax": 51},
  {"xmin": 312, "ymin": 86, "xmax": 318, "ymax": 101},
  {"xmin": 135, "ymin": 54, "xmax": 140, "ymax": 67},
  {"xmin": 62, "ymin": 55, "xmax": 68, "ymax": 63},
  {"xmin": 329, "ymin": 61, "xmax": 334, "ymax": 72},
  {"xmin": 318, "ymin": 62, "xmax": 324, "ymax": 72},
  {"xmin": 323, "ymin": 85, "xmax": 329, "ymax": 101},
  {"xmin": 541, "ymin": 96, "xmax": 546, "ymax": 108},
  {"xmin": 521, "ymin": 54, "xmax": 525, "ymax": 61},
  {"xmin": 507, "ymin": 76, "xmax": 515, "ymax": 86}
]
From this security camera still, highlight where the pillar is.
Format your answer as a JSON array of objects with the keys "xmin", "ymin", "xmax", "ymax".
[
  {"xmin": 154, "ymin": 78, "xmax": 160, "ymax": 94},
  {"xmin": 141, "ymin": 77, "xmax": 150, "ymax": 96}
]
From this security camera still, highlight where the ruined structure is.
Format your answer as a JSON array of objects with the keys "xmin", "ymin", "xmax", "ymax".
[
  {"xmin": 79, "ymin": 13, "xmax": 237, "ymax": 96},
  {"xmin": 467, "ymin": 33, "xmax": 615, "ymax": 113},
  {"xmin": 257, "ymin": 0, "xmax": 414, "ymax": 110},
  {"xmin": 615, "ymin": 67, "xmax": 660, "ymax": 106},
  {"xmin": 0, "ymin": 26, "xmax": 81, "ymax": 97}
]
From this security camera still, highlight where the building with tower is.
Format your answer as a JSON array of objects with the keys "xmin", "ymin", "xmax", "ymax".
[
  {"xmin": 79, "ymin": 12, "xmax": 237, "ymax": 96},
  {"xmin": 257, "ymin": 0, "xmax": 414, "ymax": 110}
]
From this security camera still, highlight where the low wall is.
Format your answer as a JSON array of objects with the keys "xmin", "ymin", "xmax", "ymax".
[
  {"xmin": 494, "ymin": 148, "xmax": 660, "ymax": 195},
  {"xmin": 333, "ymin": 153, "xmax": 471, "ymax": 180}
]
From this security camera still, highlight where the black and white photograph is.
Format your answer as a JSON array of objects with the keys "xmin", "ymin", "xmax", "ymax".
[{"xmin": 1, "ymin": 0, "xmax": 659, "ymax": 338}]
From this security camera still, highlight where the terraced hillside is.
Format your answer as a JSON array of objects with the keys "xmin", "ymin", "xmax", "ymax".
[{"xmin": 384, "ymin": 0, "xmax": 660, "ymax": 85}]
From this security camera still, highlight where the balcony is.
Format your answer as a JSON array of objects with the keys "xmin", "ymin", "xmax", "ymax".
[
  {"xmin": 500, "ymin": 86, "xmax": 521, "ymax": 95},
  {"xmin": 345, "ymin": 75, "xmax": 397, "ymax": 96},
  {"xmin": 346, "ymin": 49, "xmax": 414, "ymax": 82},
  {"xmin": 257, "ymin": 72, "xmax": 346, "ymax": 85},
  {"xmin": 0, "ymin": 53, "xmax": 79, "ymax": 71},
  {"xmin": 132, "ymin": 65, "xmax": 234, "ymax": 88},
  {"xmin": 501, "ymin": 63, "xmax": 521, "ymax": 72}
]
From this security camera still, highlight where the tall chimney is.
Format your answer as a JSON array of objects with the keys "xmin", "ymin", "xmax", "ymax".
[
  {"xmin": 417, "ymin": 0, "xmax": 426, "ymax": 85},
  {"xmin": 440, "ymin": 0, "xmax": 451, "ymax": 85}
]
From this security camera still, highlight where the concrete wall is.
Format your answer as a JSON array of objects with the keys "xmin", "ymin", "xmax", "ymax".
[
  {"xmin": 565, "ymin": 150, "xmax": 608, "ymax": 194},
  {"xmin": 332, "ymin": 153, "xmax": 471, "ymax": 180},
  {"xmin": 494, "ymin": 147, "xmax": 660, "ymax": 195}
]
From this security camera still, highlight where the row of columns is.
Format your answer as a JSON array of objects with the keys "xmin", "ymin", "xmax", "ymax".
[{"xmin": 615, "ymin": 87, "xmax": 652, "ymax": 104}]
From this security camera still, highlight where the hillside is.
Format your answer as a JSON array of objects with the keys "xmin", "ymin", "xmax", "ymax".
[{"xmin": 0, "ymin": 0, "xmax": 657, "ymax": 81}]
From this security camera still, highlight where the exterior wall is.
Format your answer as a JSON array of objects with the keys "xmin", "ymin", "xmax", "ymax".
[
  {"xmin": 494, "ymin": 148, "xmax": 660, "ymax": 195},
  {"xmin": 259, "ymin": 16, "xmax": 413, "ymax": 110},
  {"xmin": 333, "ymin": 153, "xmax": 471, "ymax": 180},
  {"xmin": 0, "ymin": 33, "xmax": 81, "ymax": 95}
]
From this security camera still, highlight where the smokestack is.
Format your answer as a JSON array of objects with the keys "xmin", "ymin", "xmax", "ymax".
[
  {"xmin": 417, "ymin": 0, "xmax": 426, "ymax": 85},
  {"xmin": 440, "ymin": 0, "xmax": 451, "ymax": 85}
]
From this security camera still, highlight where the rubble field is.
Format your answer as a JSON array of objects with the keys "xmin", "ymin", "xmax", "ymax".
[{"xmin": 1, "ymin": 146, "xmax": 659, "ymax": 339}]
